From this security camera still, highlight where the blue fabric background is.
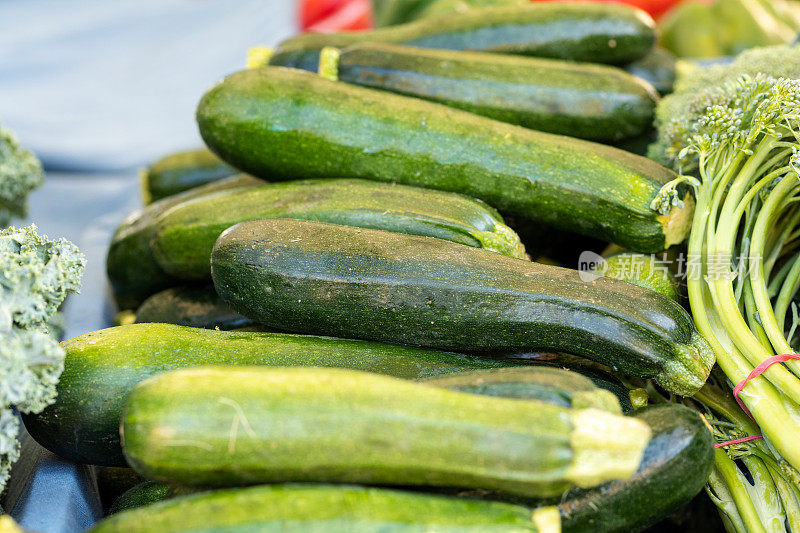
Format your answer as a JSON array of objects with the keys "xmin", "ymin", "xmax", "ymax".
[{"xmin": 0, "ymin": 2, "xmax": 295, "ymax": 530}]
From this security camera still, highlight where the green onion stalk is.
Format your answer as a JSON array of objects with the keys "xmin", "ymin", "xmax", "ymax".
[{"xmin": 651, "ymin": 74, "xmax": 800, "ymax": 531}]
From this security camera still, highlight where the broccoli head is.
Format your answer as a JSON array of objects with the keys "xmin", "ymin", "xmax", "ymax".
[
  {"xmin": 651, "ymin": 45, "xmax": 800, "ymax": 165},
  {"xmin": 0, "ymin": 123, "xmax": 44, "ymax": 228},
  {"xmin": 0, "ymin": 225, "xmax": 84, "ymax": 493}
]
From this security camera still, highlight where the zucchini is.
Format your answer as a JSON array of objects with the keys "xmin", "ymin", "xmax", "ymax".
[
  {"xmin": 611, "ymin": 129, "xmax": 656, "ymax": 157},
  {"xmin": 198, "ymin": 67, "xmax": 692, "ymax": 253},
  {"xmin": 447, "ymin": 404, "xmax": 714, "ymax": 532},
  {"xmin": 106, "ymin": 174, "xmax": 263, "ymax": 309},
  {"xmin": 211, "ymin": 219, "xmax": 714, "ymax": 395},
  {"xmin": 90, "ymin": 484, "xmax": 558, "ymax": 533},
  {"xmin": 97, "ymin": 467, "xmax": 146, "ymax": 511},
  {"xmin": 134, "ymin": 285, "xmax": 255, "ymax": 330},
  {"xmin": 419, "ymin": 367, "xmax": 713, "ymax": 531},
  {"xmin": 623, "ymin": 47, "xmax": 677, "ymax": 96},
  {"xmin": 121, "ymin": 366, "xmax": 651, "ymax": 495},
  {"xmin": 373, "ymin": 0, "xmax": 443, "ymax": 26},
  {"xmin": 22, "ymin": 323, "xmax": 515, "ymax": 466},
  {"xmin": 110, "ymin": 481, "xmax": 171, "ymax": 514},
  {"xmin": 152, "ymin": 178, "xmax": 525, "ymax": 281},
  {"xmin": 598, "ymin": 252, "xmax": 681, "ymax": 302},
  {"xmin": 412, "ymin": 0, "xmax": 525, "ymax": 21},
  {"xmin": 141, "ymin": 148, "xmax": 237, "ymax": 204},
  {"xmin": 420, "ymin": 366, "xmax": 622, "ymax": 413},
  {"xmin": 557, "ymin": 404, "xmax": 714, "ymax": 532},
  {"xmin": 333, "ymin": 43, "xmax": 658, "ymax": 142},
  {"xmin": 504, "ymin": 354, "xmax": 634, "ymax": 412},
  {"xmin": 271, "ymin": 3, "xmax": 656, "ymax": 71}
]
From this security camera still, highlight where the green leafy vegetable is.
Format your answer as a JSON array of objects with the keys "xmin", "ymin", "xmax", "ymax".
[
  {"xmin": 0, "ymin": 225, "xmax": 84, "ymax": 492},
  {"xmin": 0, "ymin": 123, "xmax": 44, "ymax": 227}
]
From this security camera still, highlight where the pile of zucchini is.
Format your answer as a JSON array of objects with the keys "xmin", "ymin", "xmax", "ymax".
[{"xmin": 24, "ymin": 2, "xmax": 722, "ymax": 532}]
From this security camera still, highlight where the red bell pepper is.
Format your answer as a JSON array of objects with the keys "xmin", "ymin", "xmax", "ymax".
[{"xmin": 300, "ymin": 0, "xmax": 372, "ymax": 32}]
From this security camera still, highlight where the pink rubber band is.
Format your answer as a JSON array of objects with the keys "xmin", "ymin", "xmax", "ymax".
[
  {"xmin": 732, "ymin": 353, "xmax": 800, "ymax": 420},
  {"xmin": 715, "ymin": 434, "xmax": 764, "ymax": 448}
]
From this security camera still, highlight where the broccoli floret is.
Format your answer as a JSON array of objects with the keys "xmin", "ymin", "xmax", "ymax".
[
  {"xmin": 0, "ymin": 123, "xmax": 44, "ymax": 228},
  {"xmin": 650, "ymin": 45, "xmax": 800, "ymax": 165},
  {"xmin": 0, "ymin": 225, "xmax": 84, "ymax": 493}
]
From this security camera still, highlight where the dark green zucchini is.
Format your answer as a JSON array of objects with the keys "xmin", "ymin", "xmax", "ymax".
[
  {"xmin": 502, "ymin": 354, "xmax": 634, "ymax": 412},
  {"xmin": 90, "ymin": 484, "xmax": 558, "ymax": 533},
  {"xmin": 109, "ymin": 481, "xmax": 171, "ymax": 514},
  {"xmin": 557, "ymin": 404, "xmax": 714, "ymax": 532},
  {"xmin": 420, "ymin": 366, "xmax": 622, "ymax": 413},
  {"xmin": 141, "ymin": 148, "xmax": 238, "ymax": 204},
  {"xmin": 623, "ymin": 47, "xmax": 677, "ymax": 96},
  {"xmin": 97, "ymin": 467, "xmax": 147, "ymax": 511},
  {"xmin": 22, "ymin": 323, "xmax": 517, "ymax": 466},
  {"xmin": 198, "ymin": 67, "xmax": 692, "ymax": 253},
  {"xmin": 121, "ymin": 366, "xmax": 651, "ymax": 495},
  {"xmin": 612, "ymin": 128, "xmax": 656, "ymax": 157},
  {"xmin": 134, "ymin": 285, "xmax": 255, "ymax": 330},
  {"xmin": 412, "ymin": 0, "xmax": 526, "ymax": 22},
  {"xmin": 152, "ymin": 178, "xmax": 525, "ymax": 281},
  {"xmin": 599, "ymin": 251, "xmax": 681, "ymax": 302},
  {"xmin": 211, "ymin": 219, "xmax": 714, "ymax": 395},
  {"xmin": 106, "ymin": 174, "xmax": 264, "ymax": 309},
  {"xmin": 373, "ymin": 0, "xmax": 443, "ymax": 26},
  {"xmin": 271, "ymin": 3, "xmax": 656, "ymax": 71},
  {"xmin": 333, "ymin": 43, "xmax": 658, "ymax": 142}
]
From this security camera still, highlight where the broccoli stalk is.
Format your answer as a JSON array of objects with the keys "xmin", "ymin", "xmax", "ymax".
[
  {"xmin": 0, "ymin": 225, "xmax": 84, "ymax": 493},
  {"xmin": 0, "ymin": 122, "xmax": 44, "ymax": 228},
  {"xmin": 652, "ymin": 73, "xmax": 800, "ymax": 531}
]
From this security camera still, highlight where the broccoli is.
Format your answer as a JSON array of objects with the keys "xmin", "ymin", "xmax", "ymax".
[
  {"xmin": 652, "ymin": 72, "xmax": 800, "ymax": 530},
  {"xmin": 650, "ymin": 45, "xmax": 800, "ymax": 165},
  {"xmin": 0, "ymin": 123, "xmax": 44, "ymax": 228},
  {"xmin": 0, "ymin": 225, "xmax": 84, "ymax": 493}
]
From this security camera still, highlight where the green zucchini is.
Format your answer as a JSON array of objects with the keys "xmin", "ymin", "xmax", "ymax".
[
  {"xmin": 109, "ymin": 481, "xmax": 171, "ymax": 514},
  {"xmin": 152, "ymin": 178, "xmax": 525, "ymax": 281},
  {"xmin": 134, "ymin": 285, "xmax": 255, "ymax": 330},
  {"xmin": 418, "ymin": 368, "xmax": 713, "ymax": 531},
  {"xmin": 373, "ymin": 0, "xmax": 443, "ymax": 26},
  {"xmin": 211, "ymin": 219, "xmax": 714, "ymax": 395},
  {"xmin": 198, "ymin": 67, "xmax": 692, "ymax": 253},
  {"xmin": 447, "ymin": 404, "xmax": 714, "ymax": 532},
  {"xmin": 598, "ymin": 251, "xmax": 681, "ymax": 302},
  {"xmin": 557, "ymin": 404, "xmax": 714, "ymax": 532},
  {"xmin": 106, "ymin": 174, "xmax": 264, "ymax": 309},
  {"xmin": 623, "ymin": 47, "xmax": 677, "ymax": 96},
  {"xmin": 90, "ymin": 484, "xmax": 558, "ymax": 533},
  {"xmin": 412, "ymin": 0, "xmax": 525, "ymax": 22},
  {"xmin": 503, "ymin": 354, "xmax": 634, "ymax": 412},
  {"xmin": 97, "ymin": 467, "xmax": 146, "ymax": 511},
  {"xmin": 271, "ymin": 3, "xmax": 656, "ymax": 71},
  {"xmin": 121, "ymin": 366, "xmax": 651, "ymax": 495},
  {"xmin": 141, "ymin": 148, "xmax": 238, "ymax": 204},
  {"xmin": 22, "ymin": 323, "xmax": 515, "ymax": 466},
  {"xmin": 420, "ymin": 366, "xmax": 622, "ymax": 413},
  {"xmin": 611, "ymin": 128, "xmax": 656, "ymax": 157},
  {"xmin": 333, "ymin": 43, "xmax": 658, "ymax": 142}
]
